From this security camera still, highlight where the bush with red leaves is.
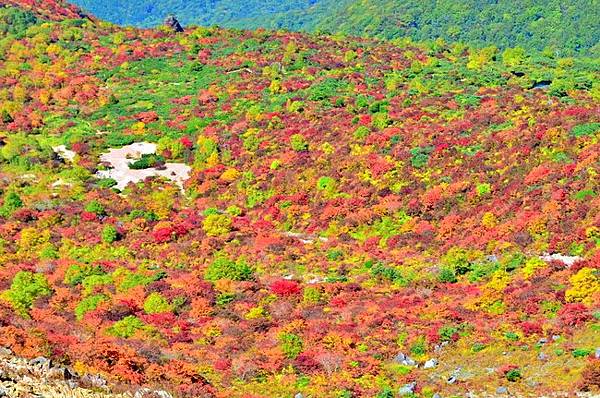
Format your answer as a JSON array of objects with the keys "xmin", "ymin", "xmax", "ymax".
[
  {"xmin": 152, "ymin": 226, "xmax": 175, "ymax": 243},
  {"xmin": 294, "ymin": 351, "xmax": 322, "ymax": 374},
  {"xmin": 558, "ymin": 303, "xmax": 592, "ymax": 327},
  {"xmin": 270, "ymin": 279, "xmax": 301, "ymax": 296},
  {"xmin": 520, "ymin": 321, "xmax": 543, "ymax": 336}
]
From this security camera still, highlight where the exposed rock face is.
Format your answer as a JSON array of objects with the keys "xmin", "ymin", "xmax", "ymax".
[
  {"xmin": 0, "ymin": 347, "xmax": 171, "ymax": 398},
  {"xmin": 164, "ymin": 15, "xmax": 183, "ymax": 32}
]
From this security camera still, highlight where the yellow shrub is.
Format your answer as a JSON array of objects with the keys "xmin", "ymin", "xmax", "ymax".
[
  {"xmin": 565, "ymin": 267, "xmax": 599, "ymax": 305},
  {"xmin": 522, "ymin": 257, "xmax": 546, "ymax": 279},
  {"xmin": 202, "ymin": 213, "xmax": 232, "ymax": 237},
  {"xmin": 482, "ymin": 212, "xmax": 497, "ymax": 228},
  {"xmin": 220, "ymin": 168, "xmax": 239, "ymax": 182}
]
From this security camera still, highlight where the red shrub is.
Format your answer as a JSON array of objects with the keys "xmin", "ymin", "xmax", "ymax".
[
  {"xmin": 558, "ymin": 303, "xmax": 592, "ymax": 327},
  {"xmin": 270, "ymin": 279, "xmax": 301, "ymax": 296}
]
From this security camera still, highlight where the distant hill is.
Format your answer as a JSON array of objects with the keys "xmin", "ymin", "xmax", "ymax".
[
  {"xmin": 69, "ymin": 0, "xmax": 600, "ymax": 56},
  {"xmin": 313, "ymin": 0, "xmax": 600, "ymax": 56},
  {"xmin": 68, "ymin": 0, "xmax": 344, "ymax": 31}
]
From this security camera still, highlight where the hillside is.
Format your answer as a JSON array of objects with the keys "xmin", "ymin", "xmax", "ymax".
[
  {"xmin": 0, "ymin": 0, "xmax": 599, "ymax": 397},
  {"xmin": 68, "ymin": 0, "xmax": 600, "ymax": 56}
]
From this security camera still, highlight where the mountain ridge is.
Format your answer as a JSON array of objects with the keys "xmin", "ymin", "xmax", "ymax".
[{"xmin": 68, "ymin": 0, "xmax": 600, "ymax": 56}]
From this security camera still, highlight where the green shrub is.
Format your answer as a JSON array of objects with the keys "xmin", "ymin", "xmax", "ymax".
[
  {"xmin": 113, "ymin": 268, "xmax": 162, "ymax": 292},
  {"xmin": 0, "ymin": 7, "xmax": 38, "ymax": 37},
  {"xmin": 205, "ymin": 256, "xmax": 253, "ymax": 282},
  {"xmin": 81, "ymin": 274, "xmax": 113, "ymax": 296},
  {"xmin": 471, "ymin": 342, "xmax": 487, "ymax": 352},
  {"xmin": 101, "ymin": 225, "xmax": 118, "ymax": 243},
  {"xmin": 105, "ymin": 133, "xmax": 135, "ymax": 147},
  {"xmin": 317, "ymin": 176, "xmax": 337, "ymax": 195},
  {"xmin": 410, "ymin": 146, "xmax": 434, "ymax": 168},
  {"xmin": 506, "ymin": 368, "xmax": 522, "ymax": 382},
  {"xmin": 108, "ymin": 315, "xmax": 145, "ymax": 338},
  {"xmin": 571, "ymin": 122, "xmax": 600, "ymax": 138},
  {"xmin": 572, "ymin": 348, "xmax": 593, "ymax": 358},
  {"xmin": 476, "ymin": 183, "xmax": 492, "ymax": 196},
  {"xmin": 143, "ymin": 292, "xmax": 171, "ymax": 314},
  {"xmin": 303, "ymin": 287, "xmax": 321, "ymax": 304},
  {"xmin": 2, "ymin": 271, "xmax": 52, "ymax": 317},
  {"xmin": 409, "ymin": 337, "xmax": 427, "ymax": 356},
  {"xmin": 97, "ymin": 178, "xmax": 118, "ymax": 189},
  {"xmin": 353, "ymin": 125, "xmax": 370, "ymax": 140},
  {"xmin": 279, "ymin": 332, "xmax": 303, "ymax": 359},
  {"xmin": 64, "ymin": 264, "xmax": 104, "ymax": 286},
  {"xmin": 439, "ymin": 325, "xmax": 459, "ymax": 342},
  {"xmin": 443, "ymin": 247, "xmax": 473, "ymax": 275},
  {"xmin": 216, "ymin": 292, "xmax": 236, "ymax": 306},
  {"xmin": 290, "ymin": 133, "xmax": 308, "ymax": 152},
  {"xmin": 128, "ymin": 153, "xmax": 165, "ymax": 169},
  {"xmin": 84, "ymin": 200, "xmax": 105, "ymax": 216},
  {"xmin": 438, "ymin": 267, "xmax": 457, "ymax": 283},
  {"xmin": 0, "ymin": 191, "xmax": 23, "ymax": 217},
  {"xmin": 455, "ymin": 94, "xmax": 481, "ymax": 107},
  {"xmin": 75, "ymin": 294, "xmax": 108, "ymax": 320}
]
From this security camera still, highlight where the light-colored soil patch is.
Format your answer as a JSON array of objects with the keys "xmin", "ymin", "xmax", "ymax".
[{"xmin": 95, "ymin": 142, "xmax": 191, "ymax": 191}]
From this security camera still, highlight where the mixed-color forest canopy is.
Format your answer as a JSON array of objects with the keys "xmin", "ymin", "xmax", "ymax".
[
  {"xmin": 0, "ymin": 0, "xmax": 599, "ymax": 397},
  {"xmin": 69, "ymin": 0, "xmax": 600, "ymax": 56}
]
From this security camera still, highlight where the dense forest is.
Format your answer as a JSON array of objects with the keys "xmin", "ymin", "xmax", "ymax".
[
  {"xmin": 70, "ymin": 0, "xmax": 600, "ymax": 56},
  {"xmin": 0, "ymin": 0, "xmax": 599, "ymax": 397}
]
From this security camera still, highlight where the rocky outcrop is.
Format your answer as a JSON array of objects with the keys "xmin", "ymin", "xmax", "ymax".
[
  {"xmin": 163, "ymin": 15, "xmax": 183, "ymax": 32},
  {"xmin": 0, "ymin": 347, "xmax": 172, "ymax": 398}
]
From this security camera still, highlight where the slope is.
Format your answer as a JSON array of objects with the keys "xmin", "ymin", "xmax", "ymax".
[{"xmin": 0, "ymin": 0, "xmax": 599, "ymax": 397}]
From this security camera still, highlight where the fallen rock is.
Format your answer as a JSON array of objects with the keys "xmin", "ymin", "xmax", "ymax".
[
  {"xmin": 423, "ymin": 358, "xmax": 438, "ymax": 369},
  {"xmin": 398, "ymin": 382, "xmax": 416, "ymax": 395},
  {"xmin": 393, "ymin": 352, "xmax": 417, "ymax": 367}
]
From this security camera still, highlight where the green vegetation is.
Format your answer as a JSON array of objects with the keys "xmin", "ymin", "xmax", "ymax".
[
  {"xmin": 204, "ymin": 256, "xmax": 253, "ymax": 282},
  {"xmin": 2, "ymin": 271, "xmax": 52, "ymax": 317},
  {"xmin": 72, "ymin": 0, "xmax": 600, "ymax": 56},
  {"xmin": 143, "ymin": 292, "xmax": 171, "ymax": 314},
  {"xmin": 108, "ymin": 315, "xmax": 145, "ymax": 338},
  {"xmin": 101, "ymin": 225, "xmax": 118, "ymax": 243},
  {"xmin": 279, "ymin": 332, "xmax": 303, "ymax": 359}
]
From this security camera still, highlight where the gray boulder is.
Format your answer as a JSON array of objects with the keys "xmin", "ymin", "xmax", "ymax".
[
  {"xmin": 398, "ymin": 382, "xmax": 416, "ymax": 396},
  {"xmin": 393, "ymin": 352, "xmax": 417, "ymax": 367}
]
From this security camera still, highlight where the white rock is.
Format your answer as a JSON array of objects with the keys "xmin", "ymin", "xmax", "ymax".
[
  {"xmin": 52, "ymin": 145, "xmax": 76, "ymax": 162},
  {"xmin": 540, "ymin": 253, "xmax": 582, "ymax": 267},
  {"xmin": 96, "ymin": 142, "xmax": 190, "ymax": 191}
]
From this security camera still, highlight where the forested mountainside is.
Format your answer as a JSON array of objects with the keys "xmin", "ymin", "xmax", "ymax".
[
  {"xmin": 69, "ymin": 0, "xmax": 600, "ymax": 56},
  {"xmin": 0, "ymin": 0, "xmax": 599, "ymax": 397},
  {"xmin": 70, "ymin": 0, "xmax": 337, "ymax": 31}
]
